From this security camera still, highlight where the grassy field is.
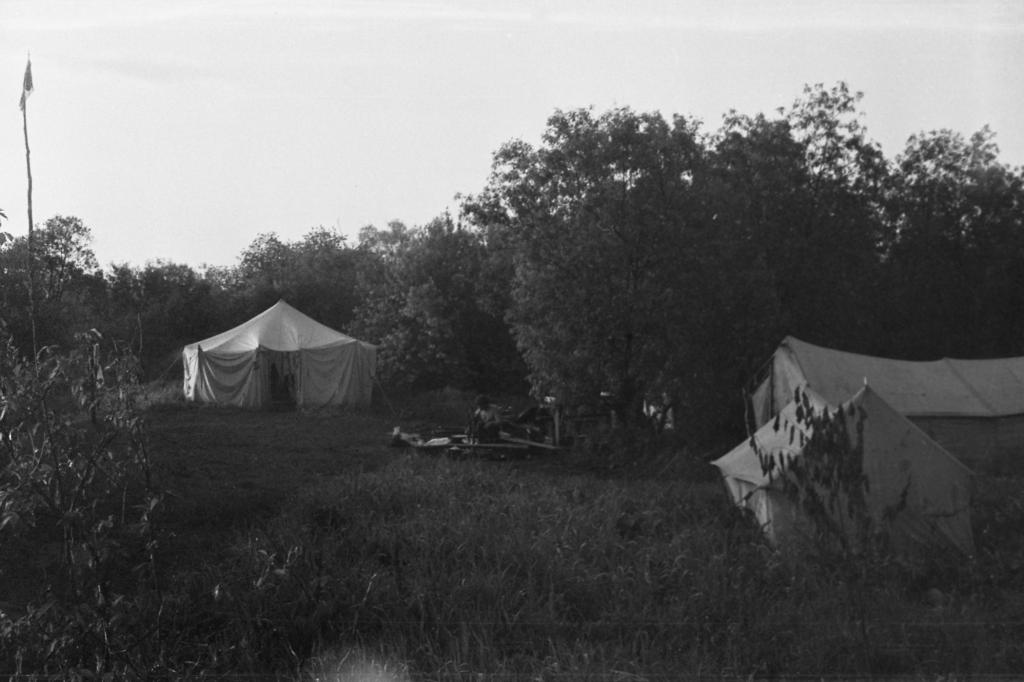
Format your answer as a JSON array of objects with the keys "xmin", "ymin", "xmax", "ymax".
[
  {"xmin": 6, "ymin": 391, "xmax": 1024, "ymax": 679},
  {"xmin": 149, "ymin": 405, "xmax": 402, "ymax": 541}
]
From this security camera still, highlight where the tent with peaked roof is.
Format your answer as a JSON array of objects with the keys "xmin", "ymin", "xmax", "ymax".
[
  {"xmin": 748, "ymin": 336, "xmax": 1024, "ymax": 473},
  {"xmin": 715, "ymin": 385, "xmax": 975, "ymax": 555},
  {"xmin": 182, "ymin": 300, "xmax": 376, "ymax": 408}
]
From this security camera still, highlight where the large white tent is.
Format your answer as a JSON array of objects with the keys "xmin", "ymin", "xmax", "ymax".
[
  {"xmin": 715, "ymin": 385, "xmax": 975, "ymax": 556},
  {"xmin": 748, "ymin": 336, "xmax": 1024, "ymax": 473},
  {"xmin": 182, "ymin": 300, "xmax": 376, "ymax": 408}
]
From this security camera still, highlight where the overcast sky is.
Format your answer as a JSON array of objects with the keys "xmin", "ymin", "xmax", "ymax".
[{"xmin": 1, "ymin": 0, "xmax": 1022, "ymax": 268}]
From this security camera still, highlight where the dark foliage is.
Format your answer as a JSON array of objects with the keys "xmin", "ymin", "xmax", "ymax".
[{"xmin": 2, "ymin": 83, "xmax": 1022, "ymax": 443}]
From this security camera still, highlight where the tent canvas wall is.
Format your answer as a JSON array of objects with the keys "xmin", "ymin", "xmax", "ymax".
[
  {"xmin": 715, "ymin": 385, "xmax": 975, "ymax": 555},
  {"xmin": 183, "ymin": 300, "xmax": 376, "ymax": 408},
  {"xmin": 749, "ymin": 336, "xmax": 1024, "ymax": 473}
]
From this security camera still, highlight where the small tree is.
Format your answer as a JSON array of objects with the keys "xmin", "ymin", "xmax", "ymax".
[
  {"xmin": 755, "ymin": 387, "xmax": 904, "ymax": 671},
  {"xmin": 0, "ymin": 330, "xmax": 162, "ymax": 675},
  {"xmin": 352, "ymin": 216, "xmax": 525, "ymax": 393},
  {"xmin": 465, "ymin": 108, "xmax": 711, "ymax": 424},
  {"xmin": 0, "ymin": 215, "xmax": 103, "ymax": 354},
  {"xmin": 757, "ymin": 387, "xmax": 876, "ymax": 554}
]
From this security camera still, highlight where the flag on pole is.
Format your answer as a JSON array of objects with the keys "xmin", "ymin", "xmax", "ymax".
[{"xmin": 19, "ymin": 59, "xmax": 33, "ymax": 111}]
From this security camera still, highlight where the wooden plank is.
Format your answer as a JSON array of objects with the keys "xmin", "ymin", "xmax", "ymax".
[
  {"xmin": 499, "ymin": 436, "xmax": 564, "ymax": 451},
  {"xmin": 447, "ymin": 442, "xmax": 529, "ymax": 451}
]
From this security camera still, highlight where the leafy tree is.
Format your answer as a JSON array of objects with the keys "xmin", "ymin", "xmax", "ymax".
[
  {"xmin": 350, "ymin": 222, "xmax": 413, "ymax": 386},
  {"xmin": 463, "ymin": 91, "xmax": 896, "ymax": 440},
  {"xmin": 467, "ymin": 108, "xmax": 726, "ymax": 426},
  {"xmin": 0, "ymin": 215, "xmax": 102, "ymax": 352},
  {"xmin": 233, "ymin": 231, "xmax": 291, "ymax": 313},
  {"xmin": 33, "ymin": 215, "xmax": 99, "ymax": 303},
  {"xmin": 710, "ymin": 85, "xmax": 888, "ymax": 351},
  {"xmin": 230, "ymin": 228, "xmax": 364, "ymax": 331},
  {"xmin": 787, "ymin": 83, "xmax": 888, "ymax": 196},
  {"xmin": 880, "ymin": 127, "xmax": 1024, "ymax": 358},
  {"xmin": 703, "ymin": 112, "xmax": 805, "ymax": 394},
  {"xmin": 784, "ymin": 85, "xmax": 889, "ymax": 349},
  {"xmin": 102, "ymin": 260, "xmax": 225, "ymax": 376},
  {"xmin": 281, "ymin": 227, "xmax": 365, "ymax": 328},
  {"xmin": 352, "ymin": 216, "xmax": 525, "ymax": 392}
]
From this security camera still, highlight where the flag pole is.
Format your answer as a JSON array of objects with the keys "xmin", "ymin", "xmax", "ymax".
[
  {"xmin": 22, "ymin": 80, "xmax": 33, "ymax": 243},
  {"xmin": 20, "ymin": 55, "xmax": 38, "ymax": 356}
]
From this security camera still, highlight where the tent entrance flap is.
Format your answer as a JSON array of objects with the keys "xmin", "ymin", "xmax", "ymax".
[{"xmin": 267, "ymin": 351, "xmax": 298, "ymax": 406}]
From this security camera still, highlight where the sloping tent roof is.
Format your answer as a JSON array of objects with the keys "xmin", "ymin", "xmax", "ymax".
[
  {"xmin": 184, "ymin": 299, "xmax": 367, "ymax": 354},
  {"xmin": 751, "ymin": 336, "xmax": 1024, "ymax": 427},
  {"xmin": 182, "ymin": 300, "xmax": 376, "ymax": 408},
  {"xmin": 715, "ymin": 385, "xmax": 975, "ymax": 555}
]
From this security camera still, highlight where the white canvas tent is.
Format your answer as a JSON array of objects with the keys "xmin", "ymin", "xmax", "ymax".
[
  {"xmin": 182, "ymin": 300, "xmax": 376, "ymax": 408},
  {"xmin": 715, "ymin": 385, "xmax": 975, "ymax": 555},
  {"xmin": 749, "ymin": 336, "xmax": 1024, "ymax": 473}
]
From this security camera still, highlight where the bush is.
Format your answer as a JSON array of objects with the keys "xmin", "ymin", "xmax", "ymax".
[{"xmin": 0, "ymin": 331, "xmax": 162, "ymax": 676}]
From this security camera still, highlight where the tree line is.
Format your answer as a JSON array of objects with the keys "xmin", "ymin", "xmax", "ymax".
[{"xmin": 2, "ymin": 82, "xmax": 1022, "ymax": 445}]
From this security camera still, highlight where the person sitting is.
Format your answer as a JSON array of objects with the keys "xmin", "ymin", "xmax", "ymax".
[{"xmin": 470, "ymin": 394, "xmax": 503, "ymax": 443}]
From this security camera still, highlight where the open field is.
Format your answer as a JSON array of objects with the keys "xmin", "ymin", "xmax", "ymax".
[
  {"xmin": 5, "ymin": 395, "xmax": 1024, "ymax": 679},
  {"xmin": 139, "ymin": 400, "xmax": 1024, "ymax": 679},
  {"xmin": 149, "ymin": 405, "xmax": 403, "ymax": 541}
]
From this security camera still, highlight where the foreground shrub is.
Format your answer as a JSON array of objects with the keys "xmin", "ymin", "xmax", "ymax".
[{"xmin": 0, "ymin": 331, "xmax": 161, "ymax": 676}]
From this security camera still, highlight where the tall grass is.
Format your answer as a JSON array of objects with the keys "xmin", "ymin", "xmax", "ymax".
[
  {"xmin": 146, "ymin": 455, "xmax": 1024, "ymax": 678},
  {"xmin": 6, "ymin": 392, "xmax": 1023, "ymax": 677}
]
